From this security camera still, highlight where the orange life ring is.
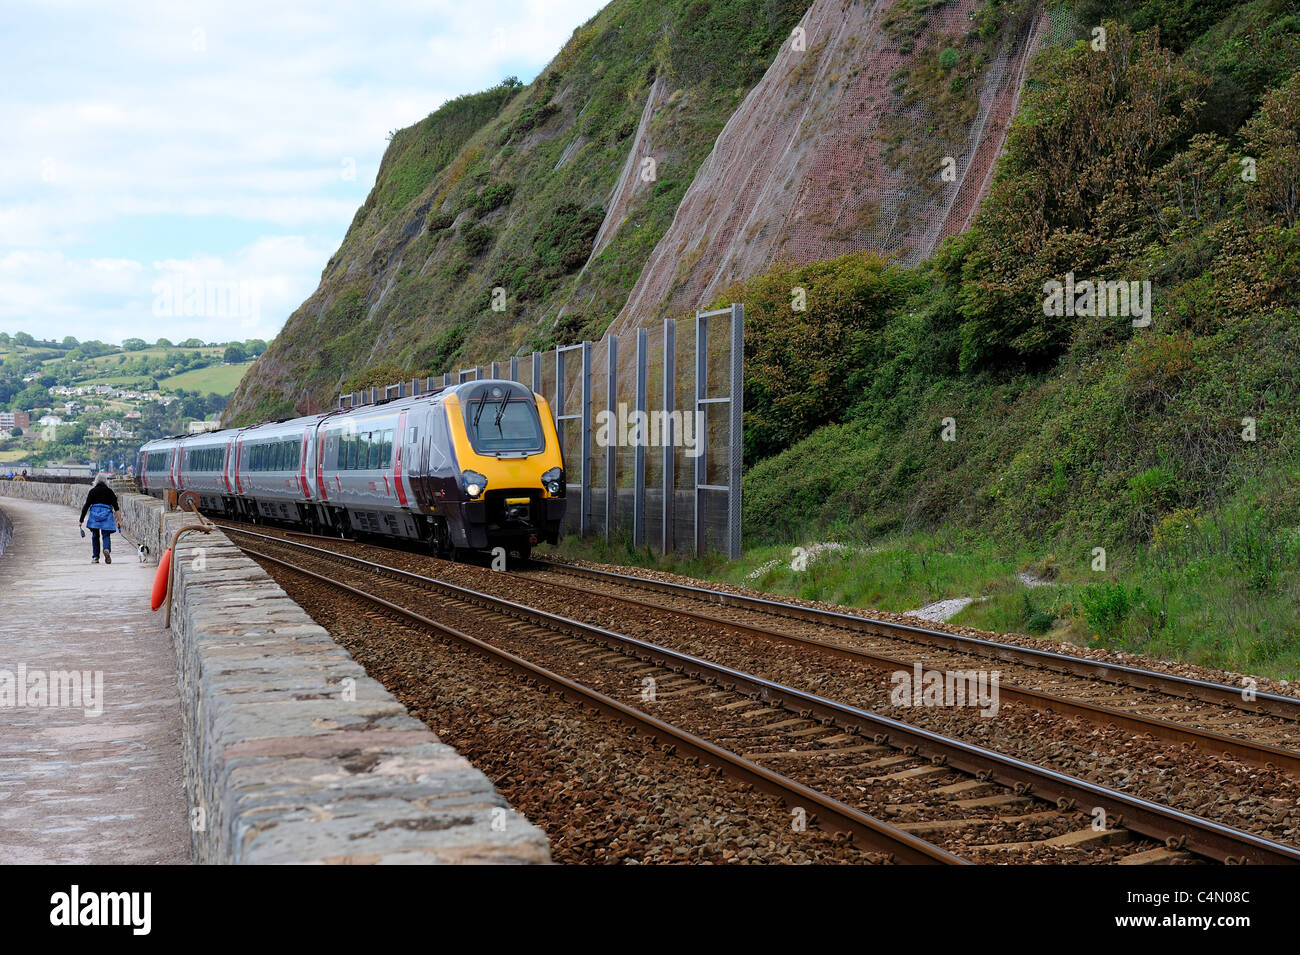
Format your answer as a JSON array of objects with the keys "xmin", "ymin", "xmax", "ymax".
[{"xmin": 150, "ymin": 548, "xmax": 172, "ymax": 611}]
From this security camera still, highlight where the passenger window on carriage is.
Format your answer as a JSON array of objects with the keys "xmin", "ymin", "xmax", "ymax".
[
  {"xmin": 368, "ymin": 432, "xmax": 381, "ymax": 469},
  {"xmin": 344, "ymin": 434, "xmax": 356, "ymax": 470},
  {"xmin": 381, "ymin": 430, "xmax": 393, "ymax": 467}
]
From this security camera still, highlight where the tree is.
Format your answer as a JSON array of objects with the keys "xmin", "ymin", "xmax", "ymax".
[
  {"xmin": 244, "ymin": 338, "xmax": 268, "ymax": 356},
  {"xmin": 61, "ymin": 336, "xmax": 78, "ymax": 348},
  {"xmin": 11, "ymin": 384, "xmax": 48, "ymax": 411},
  {"xmin": 178, "ymin": 338, "xmax": 203, "ymax": 348},
  {"xmin": 122, "ymin": 338, "xmax": 148, "ymax": 351},
  {"xmin": 13, "ymin": 332, "xmax": 34, "ymax": 346},
  {"xmin": 223, "ymin": 343, "xmax": 248, "ymax": 363},
  {"xmin": 155, "ymin": 337, "xmax": 174, "ymax": 348}
]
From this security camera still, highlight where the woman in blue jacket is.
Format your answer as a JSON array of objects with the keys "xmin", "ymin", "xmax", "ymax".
[{"xmin": 79, "ymin": 474, "xmax": 123, "ymax": 564}]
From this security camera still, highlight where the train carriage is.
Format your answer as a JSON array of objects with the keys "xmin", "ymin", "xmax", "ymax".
[
  {"xmin": 314, "ymin": 404, "xmax": 415, "ymax": 538},
  {"xmin": 137, "ymin": 439, "xmax": 179, "ymax": 495},
  {"xmin": 177, "ymin": 431, "xmax": 235, "ymax": 512},
  {"xmin": 233, "ymin": 416, "xmax": 323, "ymax": 524}
]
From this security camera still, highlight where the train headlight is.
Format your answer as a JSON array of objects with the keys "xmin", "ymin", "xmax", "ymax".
[
  {"xmin": 541, "ymin": 466, "xmax": 565, "ymax": 497},
  {"xmin": 461, "ymin": 469, "xmax": 487, "ymax": 499}
]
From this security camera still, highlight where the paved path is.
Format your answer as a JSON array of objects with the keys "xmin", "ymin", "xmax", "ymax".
[{"xmin": 0, "ymin": 497, "xmax": 190, "ymax": 863}]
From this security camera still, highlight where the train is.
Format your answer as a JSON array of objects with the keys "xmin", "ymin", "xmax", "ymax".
[{"xmin": 135, "ymin": 379, "xmax": 567, "ymax": 561}]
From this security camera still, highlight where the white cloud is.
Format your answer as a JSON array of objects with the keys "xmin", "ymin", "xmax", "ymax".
[
  {"xmin": 0, "ymin": 237, "xmax": 334, "ymax": 344},
  {"xmin": 0, "ymin": 0, "xmax": 607, "ymax": 343}
]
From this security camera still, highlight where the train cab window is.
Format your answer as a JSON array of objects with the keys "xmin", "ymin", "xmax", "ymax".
[{"xmin": 463, "ymin": 388, "xmax": 544, "ymax": 454}]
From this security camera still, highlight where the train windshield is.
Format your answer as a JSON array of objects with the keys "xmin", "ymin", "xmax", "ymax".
[{"xmin": 462, "ymin": 387, "xmax": 544, "ymax": 454}]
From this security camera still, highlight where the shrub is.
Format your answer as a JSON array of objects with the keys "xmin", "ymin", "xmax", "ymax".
[
  {"xmin": 460, "ymin": 222, "xmax": 495, "ymax": 257},
  {"xmin": 468, "ymin": 182, "xmax": 516, "ymax": 216},
  {"xmin": 426, "ymin": 210, "xmax": 455, "ymax": 234},
  {"xmin": 1080, "ymin": 582, "xmax": 1141, "ymax": 636}
]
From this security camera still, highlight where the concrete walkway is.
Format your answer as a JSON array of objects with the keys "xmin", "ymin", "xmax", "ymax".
[{"xmin": 0, "ymin": 497, "xmax": 189, "ymax": 863}]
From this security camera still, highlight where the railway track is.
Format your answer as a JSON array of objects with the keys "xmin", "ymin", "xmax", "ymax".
[
  {"xmin": 506, "ymin": 561, "xmax": 1300, "ymax": 776},
  {"xmin": 222, "ymin": 524, "xmax": 1300, "ymax": 865}
]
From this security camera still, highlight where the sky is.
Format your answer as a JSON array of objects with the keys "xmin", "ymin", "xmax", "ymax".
[{"xmin": 0, "ymin": 0, "xmax": 608, "ymax": 346}]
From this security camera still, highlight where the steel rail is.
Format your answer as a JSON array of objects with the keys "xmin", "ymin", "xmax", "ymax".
[
  {"xmin": 238, "ymin": 542, "xmax": 964, "ymax": 866},
  {"xmin": 504, "ymin": 568, "xmax": 1300, "ymax": 776},
  {"xmin": 227, "ymin": 527, "xmax": 1300, "ymax": 865},
  {"xmin": 532, "ymin": 560, "xmax": 1300, "ymax": 722}
]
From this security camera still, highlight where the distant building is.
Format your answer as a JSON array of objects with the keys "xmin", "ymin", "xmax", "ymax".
[
  {"xmin": 90, "ymin": 420, "xmax": 134, "ymax": 440},
  {"xmin": 0, "ymin": 412, "xmax": 30, "ymax": 430}
]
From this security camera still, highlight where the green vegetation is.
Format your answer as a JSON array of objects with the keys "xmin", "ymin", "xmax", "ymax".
[{"xmin": 159, "ymin": 361, "xmax": 253, "ymax": 394}]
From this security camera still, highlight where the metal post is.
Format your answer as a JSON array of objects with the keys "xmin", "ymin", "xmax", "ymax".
[
  {"xmin": 531, "ymin": 352, "xmax": 541, "ymax": 395},
  {"xmin": 662, "ymin": 318, "xmax": 675, "ymax": 554},
  {"xmin": 580, "ymin": 341, "xmax": 592, "ymax": 537},
  {"xmin": 510, "ymin": 356, "xmax": 518, "ymax": 383},
  {"xmin": 491, "ymin": 361, "xmax": 501, "ymax": 379},
  {"xmin": 633, "ymin": 328, "xmax": 646, "ymax": 547},
  {"xmin": 605, "ymin": 335, "xmax": 617, "ymax": 543},
  {"xmin": 694, "ymin": 312, "xmax": 707, "ymax": 557},
  {"xmin": 728, "ymin": 304, "xmax": 744, "ymax": 559},
  {"xmin": 555, "ymin": 348, "xmax": 566, "ymax": 449}
]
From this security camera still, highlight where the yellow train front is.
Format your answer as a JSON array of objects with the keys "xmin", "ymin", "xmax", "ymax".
[{"xmin": 406, "ymin": 379, "xmax": 566, "ymax": 560}]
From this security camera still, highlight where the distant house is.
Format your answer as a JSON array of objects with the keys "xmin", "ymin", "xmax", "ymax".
[
  {"xmin": 90, "ymin": 420, "xmax": 134, "ymax": 440},
  {"xmin": 0, "ymin": 412, "xmax": 30, "ymax": 430}
]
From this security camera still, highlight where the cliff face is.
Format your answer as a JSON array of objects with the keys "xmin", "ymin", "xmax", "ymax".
[
  {"xmin": 612, "ymin": 0, "xmax": 1047, "ymax": 331},
  {"xmin": 226, "ymin": 0, "xmax": 1046, "ymax": 425}
]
